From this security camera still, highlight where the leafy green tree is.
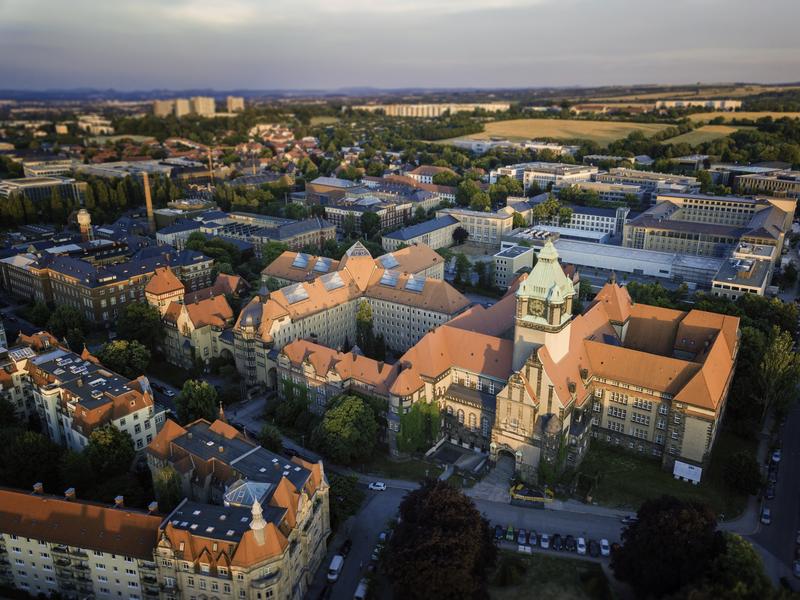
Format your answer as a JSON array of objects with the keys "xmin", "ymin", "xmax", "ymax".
[
  {"xmin": 611, "ymin": 495, "xmax": 722, "ymax": 598},
  {"xmin": 86, "ymin": 425, "xmax": 135, "ymax": 479},
  {"xmin": 0, "ymin": 430, "xmax": 62, "ymax": 491},
  {"xmin": 355, "ymin": 300, "xmax": 377, "ymax": 358},
  {"xmin": 432, "ymin": 171, "xmax": 460, "ymax": 186},
  {"xmin": 512, "ymin": 211, "xmax": 527, "ymax": 229},
  {"xmin": 723, "ymin": 451, "xmax": 762, "ymax": 496},
  {"xmin": 328, "ymin": 473, "xmax": 365, "ymax": 532},
  {"xmin": 262, "ymin": 241, "xmax": 289, "ymax": 266},
  {"xmin": 59, "ymin": 451, "xmax": 95, "ymax": 496},
  {"xmin": 176, "ymin": 380, "xmax": 218, "ymax": 423},
  {"xmin": 342, "ymin": 214, "xmax": 358, "ymax": 239},
  {"xmin": 0, "ymin": 398, "xmax": 18, "ymax": 427},
  {"xmin": 758, "ymin": 326, "xmax": 800, "ymax": 420},
  {"xmin": 153, "ymin": 466, "xmax": 183, "ymax": 513},
  {"xmin": 386, "ymin": 479, "xmax": 497, "ymax": 600},
  {"xmin": 452, "ymin": 226, "xmax": 469, "ymax": 245},
  {"xmin": 311, "ymin": 395, "xmax": 379, "ymax": 464},
  {"xmin": 454, "ymin": 253, "xmax": 471, "ymax": 284},
  {"xmin": 360, "ymin": 211, "xmax": 382, "ymax": 239},
  {"xmin": 686, "ymin": 533, "xmax": 772, "ymax": 599},
  {"xmin": 469, "ymin": 190, "xmax": 491, "ymax": 212},
  {"xmin": 116, "ymin": 302, "xmax": 163, "ymax": 350},
  {"xmin": 259, "ymin": 424, "xmax": 284, "ymax": 453},
  {"xmin": 47, "ymin": 305, "xmax": 87, "ymax": 347},
  {"xmin": 97, "ymin": 339, "xmax": 151, "ymax": 379},
  {"xmin": 397, "ymin": 402, "xmax": 440, "ymax": 453}
]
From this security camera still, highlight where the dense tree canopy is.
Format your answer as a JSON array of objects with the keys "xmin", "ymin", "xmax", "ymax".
[
  {"xmin": 386, "ymin": 479, "xmax": 497, "ymax": 600},
  {"xmin": 176, "ymin": 380, "xmax": 219, "ymax": 423},
  {"xmin": 311, "ymin": 395, "xmax": 379, "ymax": 464},
  {"xmin": 85, "ymin": 425, "xmax": 136, "ymax": 479},
  {"xmin": 97, "ymin": 339, "xmax": 151, "ymax": 379},
  {"xmin": 116, "ymin": 302, "xmax": 163, "ymax": 351}
]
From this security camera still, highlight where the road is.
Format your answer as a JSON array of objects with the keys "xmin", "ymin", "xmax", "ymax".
[{"xmin": 753, "ymin": 404, "xmax": 800, "ymax": 572}]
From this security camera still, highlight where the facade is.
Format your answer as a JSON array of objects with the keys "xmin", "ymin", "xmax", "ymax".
[
  {"xmin": 435, "ymin": 206, "xmax": 517, "ymax": 249},
  {"xmin": 226, "ymin": 96, "xmax": 245, "ymax": 112},
  {"xmin": 153, "ymin": 99, "xmax": 174, "ymax": 117},
  {"xmin": 405, "ymin": 165, "xmax": 457, "ymax": 185},
  {"xmin": 351, "ymin": 103, "xmax": 510, "ymax": 117},
  {"xmin": 174, "ymin": 99, "xmax": 191, "ymax": 118},
  {"xmin": 147, "ymin": 418, "xmax": 330, "ymax": 600},
  {"xmin": 203, "ymin": 213, "xmax": 336, "ymax": 257},
  {"xmin": 490, "ymin": 162, "xmax": 597, "ymax": 191},
  {"xmin": 190, "ymin": 96, "xmax": 216, "ymax": 117},
  {"xmin": 22, "ymin": 159, "xmax": 74, "ymax": 178},
  {"xmin": 596, "ymin": 168, "xmax": 700, "ymax": 201},
  {"xmin": 555, "ymin": 181, "xmax": 645, "ymax": 205},
  {"xmin": 734, "ymin": 171, "xmax": 800, "ymax": 199},
  {"xmin": 655, "ymin": 99, "xmax": 742, "ymax": 110},
  {"xmin": 0, "ymin": 248, "xmax": 213, "ymax": 325},
  {"xmin": 381, "ymin": 215, "xmax": 460, "ymax": 251},
  {"xmin": 623, "ymin": 193, "xmax": 790, "ymax": 262},
  {"xmin": 323, "ymin": 196, "xmax": 411, "ymax": 235},
  {"xmin": 0, "ymin": 176, "xmax": 86, "ymax": 206},
  {"xmin": 0, "ymin": 487, "xmax": 161, "ymax": 600},
  {"xmin": 234, "ymin": 242, "xmax": 470, "ymax": 388},
  {"xmin": 494, "ymin": 245, "xmax": 535, "ymax": 289},
  {"xmin": 304, "ymin": 177, "xmax": 360, "ymax": 205}
]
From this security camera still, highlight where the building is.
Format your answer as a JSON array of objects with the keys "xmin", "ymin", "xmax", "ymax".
[
  {"xmin": 490, "ymin": 162, "xmax": 597, "ymax": 192},
  {"xmin": 0, "ymin": 176, "xmax": 86, "ymax": 207},
  {"xmin": 234, "ymin": 242, "xmax": 470, "ymax": 388},
  {"xmin": 555, "ymin": 181, "xmax": 645, "ymax": 205},
  {"xmin": 350, "ymin": 103, "xmax": 510, "ymax": 117},
  {"xmin": 435, "ymin": 206, "xmax": 517, "ymax": 249},
  {"xmin": 147, "ymin": 418, "xmax": 330, "ymax": 599},
  {"xmin": 22, "ymin": 158, "xmax": 74, "ymax": 178},
  {"xmin": 174, "ymin": 98, "xmax": 191, "ymax": 118},
  {"xmin": 153, "ymin": 99, "xmax": 174, "ymax": 117},
  {"xmin": 381, "ymin": 215, "xmax": 460, "ymax": 251},
  {"xmin": 0, "ymin": 487, "xmax": 162, "ymax": 600},
  {"xmin": 0, "ymin": 248, "xmax": 214, "ymax": 325},
  {"xmin": 733, "ymin": 171, "xmax": 800, "ymax": 199},
  {"xmin": 324, "ymin": 196, "xmax": 411, "ymax": 235},
  {"xmin": 145, "ymin": 268, "xmax": 235, "ymax": 370},
  {"xmin": 530, "ymin": 202, "xmax": 631, "ymax": 237},
  {"xmin": 276, "ymin": 242, "xmax": 740, "ymax": 481},
  {"xmin": 595, "ymin": 168, "xmax": 700, "ymax": 202},
  {"xmin": 623, "ymin": 193, "xmax": 790, "ymax": 262},
  {"xmin": 190, "ymin": 96, "xmax": 216, "ymax": 117},
  {"xmin": 262, "ymin": 243, "xmax": 445, "ymax": 289},
  {"xmin": 202, "ymin": 213, "xmax": 336, "ymax": 257},
  {"xmin": 304, "ymin": 177, "xmax": 361, "ymax": 205},
  {"xmin": 405, "ymin": 165, "xmax": 457, "ymax": 185},
  {"xmin": 494, "ymin": 245, "xmax": 536, "ymax": 289},
  {"xmin": 76, "ymin": 114, "xmax": 114, "ymax": 135},
  {"xmin": 226, "ymin": 96, "xmax": 245, "ymax": 112},
  {"xmin": 655, "ymin": 99, "xmax": 742, "ymax": 110}
]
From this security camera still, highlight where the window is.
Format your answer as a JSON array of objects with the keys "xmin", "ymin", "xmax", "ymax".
[
  {"xmin": 607, "ymin": 406, "xmax": 626, "ymax": 419},
  {"xmin": 457, "ymin": 409, "xmax": 464, "ymax": 425}
]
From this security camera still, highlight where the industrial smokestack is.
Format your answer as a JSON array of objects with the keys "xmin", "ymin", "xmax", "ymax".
[
  {"xmin": 141, "ymin": 172, "xmax": 156, "ymax": 234},
  {"xmin": 77, "ymin": 209, "xmax": 93, "ymax": 242}
]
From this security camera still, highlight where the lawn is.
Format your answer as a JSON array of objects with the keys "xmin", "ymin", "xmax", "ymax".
[
  {"xmin": 577, "ymin": 430, "xmax": 755, "ymax": 518},
  {"xmin": 688, "ymin": 111, "xmax": 800, "ymax": 123},
  {"xmin": 661, "ymin": 125, "xmax": 751, "ymax": 146},
  {"xmin": 310, "ymin": 115, "xmax": 340, "ymax": 125},
  {"xmin": 489, "ymin": 551, "xmax": 613, "ymax": 600},
  {"xmin": 443, "ymin": 118, "xmax": 669, "ymax": 146},
  {"xmin": 361, "ymin": 452, "xmax": 442, "ymax": 482},
  {"xmin": 594, "ymin": 84, "xmax": 800, "ymax": 102}
]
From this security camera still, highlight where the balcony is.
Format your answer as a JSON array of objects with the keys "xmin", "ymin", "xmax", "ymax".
[
  {"xmin": 55, "ymin": 558, "xmax": 71, "ymax": 568},
  {"xmin": 251, "ymin": 569, "xmax": 281, "ymax": 589},
  {"xmin": 52, "ymin": 545, "xmax": 69, "ymax": 555}
]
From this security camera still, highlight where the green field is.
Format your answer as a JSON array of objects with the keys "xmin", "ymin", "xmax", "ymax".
[
  {"xmin": 309, "ymin": 115, "xmax": 340, "ymax": 125},
  {"xmin": 661, "ymin": 124, "xmax": 751, "ymax": 146},
  {"xmin": 490, "ymin": 552, "xmax": 613, "ymax": 600},
  {"xmin": 688, "ymin": 111, "xmax": 800, "ymax": 123},
  {"xmin": 577, "ymin": 430, "xmax": 755, "ymax": 517},
  {"xmin": 444, "ymin": 118, "xmax": 669, "ymax": 146}
]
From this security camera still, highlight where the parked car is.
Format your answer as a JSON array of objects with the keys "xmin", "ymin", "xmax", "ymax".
[
  {"xmin": 378, "ymin": 531, "xmax": 391, "ymax": 543},
  {"xmin": 761, "ymin": 507, "xmax": 772, "ymax": 525},
  {"xmin": 766, "ymin": 483, "xmax": 776, "ymax": 500},
  {"xmin": 354, "ymin": 578, "xmax": 369, "ymax": 600},
  {"xmin": 517, "ymin": 528, "xmax": 527, "ymax": 545},
  {"xmin": 368, "ymin": 482, "xmax": 386, "ymax": 491},
  {"xmin": 588, "ymin": 540, "xmax": 600, "ymax": 558},
  {"xmin": 340, "ymin": 539, "xmax": 353, "ymax": 557},
  {"xmin": 769, "ymin": 467, "xmax": 779, "ymax": 484},
  {"xmin": 505, "ymin": 526, "xmax": 515, "ymax": 542},
  {"xmin": 327, "ymin": 555, "xmax": 344, "ymax": 583},
  {"xmin": 576, "ymin": 537, "xmax": 587, "ymax": 555},
  {"xmin": 494, "ymin": 524, "xmax": 504, "ymax": 540},
  {"xmin": 164, "ymin": 389, "xmax": 175, "ymax": 398},
  {"xmin": 600, "ymin": 539, "xmax": 611, "ymax": 557},
  {"xmin": 621, "ymin": 515, "xmax": 638, "ymax": 525},
  {"xmin": 551, "ymin": 534, "xmax": 563, "ymax": 551},
  {"xmin": 371, "ymin": 544, "xmax": 383, "ymax": 561},
  {"xmin": 527, "ymin": 530, "xmax": 538, "ymax": 547},
  {"xmin": 539, "ymin": 533, "xmax": 550, "ymax": 549},
  {"xmin": 772, "ymin": 449, "xmax": 782, "ymax": 463},
  {"xmin": 565, "ymin": 535, "xmax": 577, "ymax": 552}
]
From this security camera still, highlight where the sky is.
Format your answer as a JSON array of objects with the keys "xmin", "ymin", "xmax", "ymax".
[{"xmin": 1, "ymin": 0, "xmax": 798, "ymax": 91}]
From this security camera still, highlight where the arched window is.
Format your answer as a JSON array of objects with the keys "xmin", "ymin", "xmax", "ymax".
[
  {"xmin": 469, "ymin": 413, "xmax": 477, "ymax": 430},
  {"xmin": 481, "ymin": 417, "xmax": 490, "ymax": 437},
  {"xmin": 447, "ymin": 405, "xmax": 454, "ymax": 415},
  {"xmin": 457, "ymin": 409, "xmax": 464, "ymax": 425}
]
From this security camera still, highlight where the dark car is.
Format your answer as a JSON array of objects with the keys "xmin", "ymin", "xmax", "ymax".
[
  {"xmin": 552, "ymin": 534, "xmax": 563, "ymax": 551},
  {"xmin": 588, "ymin": 540, "xmax": 600, "ymax": 557},
  {"xmin": 565, "ymin": 535, "xmax": 577, "ymax": 552},
  {"xmin": 340, "ymin": 539, "xmax": 353, "ymax": 557},
  {"xmin": 494, "ymin": 524, "xmax": 504, "ymax": 540},
  {"xmin": 765, "ymin": 483, "xmax": 776, "ymax": 500}
]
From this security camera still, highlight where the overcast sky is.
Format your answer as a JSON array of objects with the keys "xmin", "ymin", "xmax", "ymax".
[{"xmin": 1, "ymin": 0, "xmax": 798, "ymax": 91}]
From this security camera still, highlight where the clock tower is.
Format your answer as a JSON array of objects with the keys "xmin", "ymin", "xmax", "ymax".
[{"xmin": 512, "ymin": 240, "xmax": 576, "ymax": 370}]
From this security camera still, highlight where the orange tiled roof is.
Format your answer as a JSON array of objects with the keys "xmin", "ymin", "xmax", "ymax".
[{"xmin": 145, "ymin": 266, "xmax": 184, "ymax": 296}]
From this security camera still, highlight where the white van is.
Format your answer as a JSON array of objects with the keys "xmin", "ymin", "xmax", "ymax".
[
  {"xmin": 327, "ymin": 555, "xmax": 344, "ymax": 583},
  {"xmin": 353, "ymin": 578, "xmax": 369, "ymax": 600}
]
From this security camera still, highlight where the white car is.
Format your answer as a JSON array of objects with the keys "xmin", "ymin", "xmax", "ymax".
[
  {"xmin": 368, "ymin": 482, "xmax": 387, "ymax": 491},
  {"xmin": 164, "ymin": 389, "xmax": 176, "ymax": 398},
  {"xmin": 760, "ymin": 507, "xmax": 772, "ymax": 525},
  {"xmin": 600, "ymin": 539, "xmax": 610, "ymax": 557},
  {"xmin": 772, "ymin": 449, "xmax": 782, "ymax": 463},
  {"xmin": 576, "ymin": 537, "xmax": 587, "ymax": 555},
  {"xmin": 539, "ymin": 533, "xmax": 550, "ymax": 549}
]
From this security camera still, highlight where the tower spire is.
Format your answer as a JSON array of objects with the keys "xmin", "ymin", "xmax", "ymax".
[{"xmin": 250, "ymin": 499, "xmax": 266, "ymax": 545}]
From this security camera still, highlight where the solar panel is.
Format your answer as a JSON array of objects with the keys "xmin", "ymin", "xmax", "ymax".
[
  {"xmin": 405, "ymin": 275, "xmax": 425, "ymax": 293},
  {"xmin": 284, "ymin": 283, "xmax": 309, "ymax": 304},
  {"xmin": 291, "ymin": 253, "xmax": 311, "ymax": 269},
  {"xmin": 380, "ymin": 269, "xmax": 400, "ymax": 287},
  {"xmin": 313, "ymin": 257, "xmax": 332, "ymax": 273},
  {"xmin": 379, "ymin": 253, "xmax": 399, "ymax": 269},
  {"xmin": 321, "ymin": 271, "xmax": 345, "ymax": 291}
]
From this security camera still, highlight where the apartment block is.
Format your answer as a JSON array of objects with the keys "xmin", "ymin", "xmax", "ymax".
[
  {"xmin": 324, "ymin": 196, "xmax": 412, "ymax": 235},
  {"xmin": 190, "ymin": 96, "xmax": 216, "ymax": 117},
  {"xmin": 493, "ymin": 245, "xmax": 535, "ymax": 289},
  {"xmin": 350, "ymin": 102, "xmax": 510, "ymax": 117},
  {"xmin": 381, "ymin": 215, "xmax": 460, "ymax": 251},
  {"xmin": 595, "ymin": 168, "xmax": 700, "ymax": 202},
  {"xmin": 153, "ymin": 99, "xmax": 175, "ymax": 117},
  {"xmin": 734, "ymin": 171, "xmax": 800, "ymax": 199},
  {"xmin": 435, "ymin": 206, "xmax": 517, "ymax": 249},
  {"xmin": 226, "ymin": 96, "xmax": 245, "ymax": 112},
  {"xmin": 490, "ymin": 162, "xmax": 597, "ymax": 191}
]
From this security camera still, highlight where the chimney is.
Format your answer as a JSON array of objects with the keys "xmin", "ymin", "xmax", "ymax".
[
  {"xmin": 76, "ymin": 377, "xmax": 83, "ymax": 387},
  {"xmin": 148, "ymin": 501, "xmax": 159, "ymax": 514},
  {"xmin": 33, "ymin": 482, "xmax": 43, "ymax": 495},
  {"xmin": 114, "ymin": 495, "xmax": 124, "ymax": 508},
  {"xmin": 218, "ymin": 445, "xmax": 224, "ymax": 454},
  {"xmin": 141, "ymin": 172, "xmax": 156, "ymax": 234},
  {"xmin": 64, "ymin": 488, "xmax": 76, "ymax": 501}
]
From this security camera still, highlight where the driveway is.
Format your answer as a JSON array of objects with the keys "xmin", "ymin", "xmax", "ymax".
[{"xmin": 467, "ymin": 454, "xmax": 514, "ymax": 503}]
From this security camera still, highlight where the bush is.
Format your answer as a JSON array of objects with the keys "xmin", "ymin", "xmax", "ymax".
[{"xmin": 723, "ymin": 451, "xmax": 762, "ymax": 495}]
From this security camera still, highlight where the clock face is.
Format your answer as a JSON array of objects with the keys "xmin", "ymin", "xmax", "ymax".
[{"xmin": 528, "ymin": 299, "xmax": 545, "ymax": 317}]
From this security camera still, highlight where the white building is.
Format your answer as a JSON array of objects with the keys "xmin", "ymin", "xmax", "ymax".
[{"xmin": 490, "ymin": 162, "xmax": 597, "ymax": 191}]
